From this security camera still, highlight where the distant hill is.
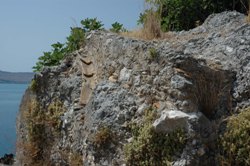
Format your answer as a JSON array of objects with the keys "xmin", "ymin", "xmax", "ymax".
[{"xmin": 0, "ymin": 70, "xmax": 34, "ymax": 84}]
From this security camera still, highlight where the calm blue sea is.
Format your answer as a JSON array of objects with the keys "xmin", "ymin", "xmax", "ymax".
[{"xmin": 0, "ymin": 84, "xmax": 28, "ymax": 157}]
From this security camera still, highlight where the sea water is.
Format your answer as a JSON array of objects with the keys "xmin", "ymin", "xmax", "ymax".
[{"xmin": 0, "ymin": 84, "xmax": 27, "ymax": 157}]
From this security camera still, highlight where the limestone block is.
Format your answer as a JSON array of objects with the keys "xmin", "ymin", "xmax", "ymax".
[
  {"xmin": 80, "ymin": 83, "xmax": 93, "ymax": 105},
  {"xmin": 82, "ymin": 63, "xmax": 95, "ymax": 77},
  {"xmin": 153, "ymin": 110, "xmax": 198, "ymax": 133}
]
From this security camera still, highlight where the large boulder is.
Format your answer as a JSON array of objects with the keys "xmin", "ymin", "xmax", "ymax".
[{"xmin": 16, "ymin": 11, "xmax": 250, "ymax": 166}]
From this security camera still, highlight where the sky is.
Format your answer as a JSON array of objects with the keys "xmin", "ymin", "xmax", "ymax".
[{"xmin": 0, "ymin": 0, "xmax": 144, "ymax": 72}]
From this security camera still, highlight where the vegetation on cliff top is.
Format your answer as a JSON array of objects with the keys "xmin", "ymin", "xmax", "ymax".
[
  {"xmin": 33, "ymin": 0, "xmax": 250, "ymax": 71},
  {"xmin": 141, "ymin": 0, "xmax": 249, "ymax": 31},
  {"xmin": 33, "ymin": 18, "xmax": 127, "ymax": 72}
]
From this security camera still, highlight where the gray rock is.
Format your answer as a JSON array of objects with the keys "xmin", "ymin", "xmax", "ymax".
[
  {"xmin": 16, "ymin": 11, "xmax": 250, "ymax": 166},
  {"xmin": 171, "ymin": 75, "xmax": 193, "ymax": 89}
]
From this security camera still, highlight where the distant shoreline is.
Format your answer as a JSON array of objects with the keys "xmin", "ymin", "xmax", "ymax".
[
  {"xmin": 0, "ymin": 82, "xmax": 30, "ymax": 84},
  {"xmin": 0, "ymin": 70, "xmax": 34, "ymax": 84}
]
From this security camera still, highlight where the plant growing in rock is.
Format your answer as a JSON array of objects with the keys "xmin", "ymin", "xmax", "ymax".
[
  {"xmin": 218, "ymin": 107, "xmax": 250, "ymax": 166},
  {"xmin": 81, "ymin": 18, "xmax": 104, "ymax": 32},
  {"xmin": 124, "ymin": 109, "xmax": 187, "ymax": 166},
  {"xmin": 33, "ymin": 42, "xmax": 66, "ymax": 72},
  {"xmin": 66, "ymin": 27, "xmax": 85, "ymax": 53},
  {"xmin": 22, "ymin": 100, "xmax": 46, "ymax": 165},
  {"xmin": 33, "ymin": 26, "xmax": 86, "ymax": 72},
  {"xmin": 20, "ymin": 99, "xmax": 66, "ymax": 165},
  {"xmin": 57, "ymin": 149, "xmax": 83, "ymax": 166},
  {"xmin": 148, "ymin": 47, "xmax": 159, "ymax": 60},
  {"xmin": 93, "ymin": 126, "xmax": 115, "ymax": 148},
  {"xmin": 46, "ymin": 100, "xmax": 65, "ymax": 133},
  {"xmin": 30, "ymin": 79, "xmax": 38, "ymax": 92},
  {"xmin": 110, "ymin": 22, "xmax": 127, "ymax": 33},
  {"xmin": 68, "ymin": 152, "xmax": 83, "ymax": 166},
  {"xmin": 33, "ymin": 17, "xmax": 105, "ymax": 72}
]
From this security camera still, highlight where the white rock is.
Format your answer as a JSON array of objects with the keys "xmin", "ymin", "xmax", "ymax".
[
  {"xmin": 136, "ymin": 103, "xmax": 149, "ymax": 116},
  {"xmin": 119, "ymin": 67, "xmax": 132, "ymax": 82},
  {"xmin": 153, "ymin": 110, "xmax": 198, "ymax": 133},
  {"xmin": 226, "ymin": 46, "xmax": 233, "ymax": 52}
]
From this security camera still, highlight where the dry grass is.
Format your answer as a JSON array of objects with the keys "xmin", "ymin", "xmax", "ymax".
[
  {"xmin": 121, "ymin": 10, "xmax": 162, "ymax": 40},
  {"xmin": 247, "ymin": 2, "xmax": 250, "ymax": 22},
  {"xmin": 17, "ymin": 99, "xmax": 66, "ymax": 165},
  {"xmin": 244, "ymin": 0, "xmax": 250, "ymax": 23},
  {"xmin": 93, "ymin": 127, "xmax": 114, "ymax": 148},
  {"xmin": 56, "ymin": 149, "xmax": 83, "ymax": 166},
  {"xmin": 143, "ymin": 10, "xmax": 162, "ymax": 39}
]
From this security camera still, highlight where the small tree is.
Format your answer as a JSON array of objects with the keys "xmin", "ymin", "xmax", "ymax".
[
  {"xmin": 33, "ymin": 17, "xmax": 104, "ymax": 72},
  {"xmin": 33, "ymin": 42, "xmax": 66, "ymax": 72},
  {"xmin": 81, "ymin": 18, "xmax": 104, "ymax": 32},
  {"xmin": 110, "ymin": 22, "xmax": 127, "ymax": 33}
]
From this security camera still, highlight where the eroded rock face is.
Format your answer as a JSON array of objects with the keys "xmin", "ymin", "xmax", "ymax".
[{"xmin": 16, "ymin": 11, "xmax": 250, "ymax": 166}]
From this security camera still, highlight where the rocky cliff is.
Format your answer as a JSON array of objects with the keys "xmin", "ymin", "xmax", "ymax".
[{"xmin": 16, "ymin": 11, "xmax": 250, "ymax": 166}]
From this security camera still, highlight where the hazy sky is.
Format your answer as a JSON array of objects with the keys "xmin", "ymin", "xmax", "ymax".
[{"xmin": 0, "ymin": 0, "xmax": 144, "ymax": 72}]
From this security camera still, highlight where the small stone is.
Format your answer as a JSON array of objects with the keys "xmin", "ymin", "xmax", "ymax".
[
  {"xmin": 226, "ymin": 46, "xmax": 233, "ymax": 53},
  {"xmin": 73, "ymin": 105, "xmax": 82, "ymax": 111},
  {"xmin": 192, "ymin": 140, "xmax": 197, "ymax": 145},
  {"xmin": 197, "ymin": 147, "xmax": 205, "ymax": 156},
  {"xmin": 119, "ymin": 67, "xmax": 132, "ymax": 82},
  {"xmin": 103, "ymin": 160, "xmax": 109, "ymax": 165},
  {"xmin": 134, "ymin": 75, "xmax": 141, "ymax": 86},
  {"xmin": 109, "ymin": 76, "xmax": 117, "ymax": 83},
  {"xmin": 122, "ymin": 84, "xmax": 130, "ymax": 89},
  {"xmin": 171, "ymin": 75, "xmax": 192, "ymax": 89},
  {"xmin": 116, "ymin": 114, "xmax": 125, "ymax": 124},
  {"xmin": 137, "ymin": 103, "xmax": 150, "ymax": 116},
  {"xmin": 127, "ymin": 137, "xmax": 133, "ymax": 143}
]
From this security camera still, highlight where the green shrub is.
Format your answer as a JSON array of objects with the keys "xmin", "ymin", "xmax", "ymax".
[
  {"xmin": 218, "ymin": 107, "xmax": 250, "ymax": 166},
  {"xmin": 142, "ymin": 0, "xmax": 249, "ymax": 31},
  {"xmin": 124, "ymin": 109, "xmax": 187, "ymax": 166},
  {"xmin": 110, "ymin": 22, "xmax": 127, "ymax": 33},
  {"xmin": 81, "ymin": 18, "xmax": 104, "ymax": 32},
  {"xmin": 33, "ymin": 17, "xmax": 105, "ymax": 72},
  {"xmin": 33, "ymin": 42, "xmax": 66, "ymax": 72},
  {"xmin": 33, "ymin": 29, "xmax": 85, "ymax": 72},
  {"xmin": 66, "ymin": 27, "xmax": 85, "ymax": 52},
  {"xmin": 148, "ymin": 47, "xmax": 158, "ymax": 60},
  {"xmin": 30, "ymin": 79, "xmax": 38, "ymax": 92}
]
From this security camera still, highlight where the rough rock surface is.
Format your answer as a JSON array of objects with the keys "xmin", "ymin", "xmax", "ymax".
[{"xmin": 16, "ymin": 11, "xmax": 250, "ymax": 166}]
